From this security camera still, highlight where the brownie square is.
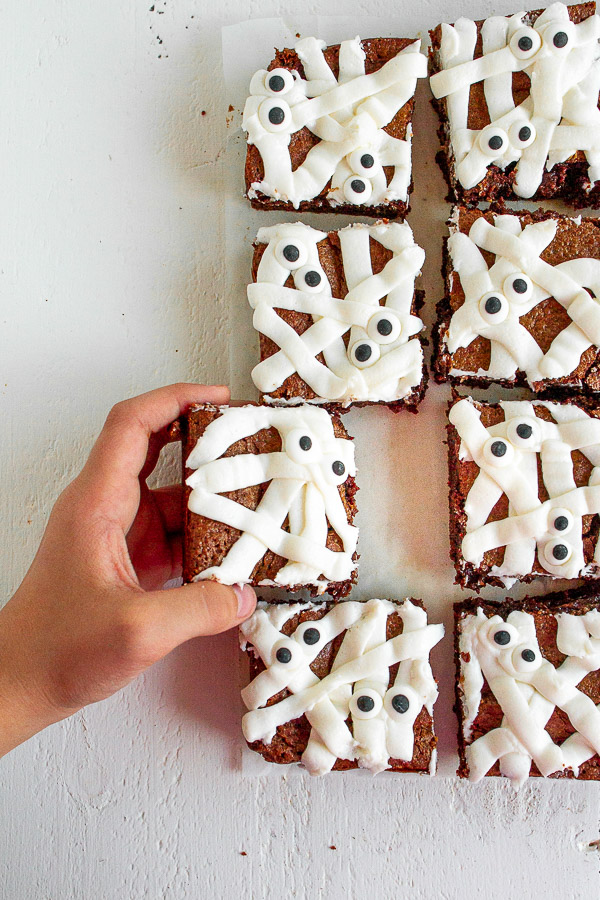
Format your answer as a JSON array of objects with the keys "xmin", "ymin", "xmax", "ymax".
[
  {"xmin": 434, "ymin": 207, "xmax": 600, "ymax": 394},
  {"xmin": 242, "ymin": 35, "xmax": 427, "ymax": 217},
  {"xmin": 455, "ymin": 588, "xmax": 600, "ymax": 786},
  {"xmin": 182, "ymin": 404, "xmax": 358, "ymax": 598},
  {"xmin": 429, "ymin": 4, "xmax": 600, "ymax": 207},
  {"xmin": 447, "ymin": 394, "xmax": 600, "ymax": 590},
  {"xmin": 240, "ymin": 597, "xmax": 443, "ymax": 775},
  {"xmin": 248, "ymin": 220, "xmax": 427, "ymax": 410}
]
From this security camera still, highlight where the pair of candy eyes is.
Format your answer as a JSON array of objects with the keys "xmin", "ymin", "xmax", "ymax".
[
  {"xmin": 285, "ymin": 430, "xmax": 348, "ymax": 482},
  {"xmin": 509, "ymin": 22, "xmax": 573, "ymax": 62},
  {"xmin": 478, "ymin": 275, "xmax": 534, "ymax": 323},
  {"xmin": 478, "ymin": 121, "xmax": 536, "ymax": 159},
  {"xmin": 481, "ymin": 417, "xmax": 540, "ymax": 465},
  {"xmin": 487, "ymin": 627, "xmax": 542, "ymax": 671}
]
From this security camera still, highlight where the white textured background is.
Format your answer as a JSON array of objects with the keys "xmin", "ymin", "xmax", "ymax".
[{"xmin": 1, "ymin": 1, "xmax": 599, "ymax": 898}]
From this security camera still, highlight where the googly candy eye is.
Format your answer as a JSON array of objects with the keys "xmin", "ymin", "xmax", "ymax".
[
  {"xmin": 508, "ymin": 120, "xmax": 537, "ymax": 149},
  {"xmin": 274, "ymin": 238, "xmax": 308, "ymax": 270},
  {"xmin": 343, "ymin": 176, "xmax": 373, "ymax": 205},
  {"xmin": 506, "ymin": 416, "xmax": 539, "ymax": 448},
  {"xmin": 482, "ymin": 436, "xmax": 514, "ymax": 468},
  {"xmin": 293, "ymin": 264, "xmax": 325, "ymax": 294},
  {"xmin": 348, "ymin": 339, "xmax": 380, "ymax": 368},
  {"xmin": 348, "ymin": 149, "xmax": 377, "ymax": 177},
  {"xmin": 322, "ymin": 456, "xmax": 349, "ymax": 487},
  {"xmin": 478, "ymin": 126, "xmax": 509, "ymax": 158},
  {"xmin": 285, "ymin": 428, "xmax": 319, "ymax": 464},
  {"xmin": 258, "ymin": 97, "xmax": 292, "ymax": 132},
  {"xmin": 366, "ymin": 309, "xmax": 402, "ymax": 345},
  {"xmin": 272, "ymin": 638, "xmax": 299, "ymax": 667},
  {"xmin": 503, "ymin": 273, "xmax": 533, "ymax": 303},
  {"xmin": 543, "ymin": 20, "xmax": 574, "ymax": 53},
  {"xmin": 349, "ymin": 688, "xmax": 383, "ymax": 720},
  {"xmin": 484, "ymin": 619, "xmax": 519, "ymax": 649},
  {"xmin": 544, "ymin": 539, "xmax": 573, "ymax": 566},
  {"xmin": 548, "ymin": 507, "xmax": 574, "ymax": 536},
  {"xmin": 509, "ymin": 26, "xmax": 542, "ymax": 60},
  {"xmin": 264, "ymin": 67, "xmax": 294, "ymax": 95},
  {"xmin": 511, "ymin": 643, "xmax": 543, "ymax": 673},
  {"xmin": 479, "ymin": 292, "xmax": 509, "ymax": 325},
  {"xmin": 383, "ymin": 686, "xmax": 417, "ymax": 721},
  {"xmin": 293, "ymin": 622, "xmax": 322, "ymax": 647}
]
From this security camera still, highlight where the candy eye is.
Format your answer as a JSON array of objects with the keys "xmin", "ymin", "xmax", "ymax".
[
  {"xmin": 506, "ymin": 416, "xmax": 539, "ymax": 448},
  {"xmin": 509, "ymin": 120, "xmax": 536, "ymax": 149},
  {"xmin": 479, "ymin": 292, "xmax": 509, "ymax": 324},
  {"xmin": 478, "ymin": 126, "xmax": 509, "ymax": 157},
  {"xmin": 543, "ymin": 21, "xmax": 574, "ymax": 53},
  {"xmin": 293, "ymin": 622, "xmax": 322, "ymax": 647},
  {"xmin": 293, "ymin": 264, "xmax": 325, "ymax": 293},
  {"xmin": 544, "ymin": 539, "xmax": 572, "ymax": 566},
  {"xmin": 349, "ymin": 688, "xmax": 383, "ymax": 720},
  {"xmin": 285, "ymin": 428, "xmax": 319, "ymax": 464},
  {"xmin": 348, "ymin": 149, "xmax": 377, "ymax": 177},
  {"xmin": 349, "ymin": 339, "xmax": 380, "ymax": 368},
  {"xmin": 321, "ymin": 455, "xmax": 349, "ymax": 486},
  {"xmin": 343, "ymin": 176, "xmax": 372, "ymax": 204},
  {"xmin": 383, "ymin": 686, "xmax": 417, "ymax": 721},
  {"xmin": 509, "ymin": 26, "xmax": 542, "ymax": 59},
  {"xmin": 367, "ymin": 309, "xmax": 402, "ymax": 345},
  {"xmin": 485, "ymin": 619, "xmax": 519, "ymax": 649},
  {"xmin": 503, "ymin": 273, "xmax": 533, "ymax": 303},
  {"xmin": 274, "ymin": 238, "xmax": 308, "ymax": 270},
  {"xmin": 272, "ymin": 638, "xmax": 299, "ymax": 667},
  {"xmin": 548, "ymin": 507, "xmax": 574, "ymax": 536},
  {"xmin": 482, "ymin": 436, "xmax": 514, "ymax": 468},
  {"xmin": 512, "ymin": 644, "xmax": 543, "ymax": 673},
  {"xmin": 264, "ymin": 67, "xmax": 294, "ymax": 95},
  {"xmin": 258, "ymin": 97, "xmax": 292, "ymax": 132}
]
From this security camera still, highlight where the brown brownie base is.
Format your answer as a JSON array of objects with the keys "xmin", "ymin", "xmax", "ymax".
[
  {"xmin": 434, "ymin": 208, "xmax": 600, "ymax": 395},
  {"xmin": 428, "ymin": 4, "xmax": 600, "ymax": 207},
  {"xmin": 245, "ymin": 598, "xmax": 437, "ymax": 772},
  {"xmin": 181, "ymin": 403, "xmax": 358, "ymax": 598},
  {"xmin": 252, "ymin": 230, "xmax": 428, "ymax": 412},
  {"xmin": 455, "ymin": 587, "xmax": 600, "ymax": 780},
  {"xmin": 447, "ymin": 394, "xmax": 600, "ymax": 590},
  {"xmin": 246, "ymin": 38, "xmax": 416, "ymax": 218}
]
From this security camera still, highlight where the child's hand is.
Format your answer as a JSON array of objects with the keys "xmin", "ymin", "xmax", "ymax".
[{"xmin": 0, "ymin": 384, "xmax": 256, "ymax": 757}]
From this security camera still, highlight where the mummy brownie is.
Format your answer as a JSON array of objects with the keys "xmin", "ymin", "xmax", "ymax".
[
  {"xmin": 429, "ymin": 3, "xmax": 600, "ymax": 206},
  {"xmin": 182, "ymin": 404, "xmax": 358, "ymax": 598},
  {"xmin": 242, "ymin": 35, "xmax": 427, "ymax": 216},
  {"xmin": 240, "ymin": 598, "xmax": 443, "ymax": 775},
  {"xmin": 455, "ymin": 591, "xmax": 600, "ymax": 787},
  {"xmin": 248, "ymin": 220, "xmax": 426, "ymax": 409},
  {"xmin": 447, "ymin": 395, "xmax": 600, "ymax": 590},
  {"xmin": 435, "ymin": 208, "xmax": 600, "ymax": 393}
]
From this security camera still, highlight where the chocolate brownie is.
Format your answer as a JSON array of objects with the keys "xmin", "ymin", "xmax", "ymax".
[
  {"xmin": 455, "ymin": 588, "xmax": 600, "ymax": 786},
  {"xmin": 182, "ymin": 403, "xmax": 358, "ymax": 598},
  {"xmin": 447, "ymin": 394, "xmax": 600, "ymax": 590},
  {"xmin": 248, "ymin": 220, "xmax": 427, "ymax": 411},
  {"xmin": 240, "ymin": 597, "xmax": 443, "ymax": 775},
  {"xmin": 434, "ymin": 207, "xmax": 600, "ymax": 395},
  {"xmin": 242, "ymin": 35, "xmax": 426, "ymax": 217},
  {"xmin": 429, "ymin": 4, "xmax": 600, "ymax": 207}
]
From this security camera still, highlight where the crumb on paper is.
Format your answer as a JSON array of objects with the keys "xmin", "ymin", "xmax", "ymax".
[
  {"xmin": 329, "ymin": 845, "xmax": 336, "ymax": 851},
  {"xmin": 240, "ymin": 851, "xmax": 247, "ymax": 856}
]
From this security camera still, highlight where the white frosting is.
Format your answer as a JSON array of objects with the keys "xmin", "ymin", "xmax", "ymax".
[
  {"xmin": 240, "ymin": 598, "xmax": 443, "ymax": 775},
  {"xmin": 446, "ymin": 211, "xmax": 600, "ymax": 386},
  {"xmin": 186, "ymin": 405, "xmax": 358, "ymax": 591},
  {"xmin": 459, "ymin": 607, "xmax": 600, "ymax": 788},
  {"xmin": 249, "ymin": 221, "xmax": 425, "ymax": 406},
  {"xmin": 242, "ymin": 35, "xmax": 426, "ymax": 208},
  {"xmin": 449, "ymin": 396, "xmax": 600, "ymax": 580},
  {"xmin": 430, "ymin": 4, "xmax": 600, "ymax": 196}
]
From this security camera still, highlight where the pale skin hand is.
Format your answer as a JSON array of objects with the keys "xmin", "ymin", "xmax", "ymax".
[{"xmin": 0, "ymin": 383, "xmax": 257, "ymax": 758}]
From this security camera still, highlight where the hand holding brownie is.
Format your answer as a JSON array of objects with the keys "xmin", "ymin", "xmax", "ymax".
[{"xmin": 0, "ymin": 384, "xmax": 256, "ymax": 758}]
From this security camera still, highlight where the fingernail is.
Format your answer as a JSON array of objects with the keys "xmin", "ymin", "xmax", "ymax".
[{"xmin": 233, "ymin": 583, "xmax": 256, "ymax": 619}]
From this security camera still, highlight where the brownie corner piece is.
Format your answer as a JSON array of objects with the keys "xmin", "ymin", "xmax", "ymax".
[
  {"xmin": 182, "ymin": 403, "xmax": 358, "ymax": 597},
  {"xmin": 454, "ymin": 587, "xmax": 600, "ymax": 786},
  {"xmin": 242, "ymin": 35, "xmax": 426, "ymax": 217},
  {"xmin": 240, "ymin": 597, "xmax": 443, "ymax": 775}
]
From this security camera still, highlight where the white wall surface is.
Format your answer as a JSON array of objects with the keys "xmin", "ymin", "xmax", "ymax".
[{"xmin": 1, "ymin": 1, "xmax": 599, "ymax": 898}]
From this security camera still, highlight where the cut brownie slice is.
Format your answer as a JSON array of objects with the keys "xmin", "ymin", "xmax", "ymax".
[
  {"xmin": 182, "ymin": 403, "xmax": 358, "ymax": 598},
  {"xmin": 435, "ymin": 207, "xmax": 600, "ymax": 394},
  {"xmin": 248, "ymin": 220, "xmax": 427, "ymax": 410},
  {"xmin": 429, "ymin": 4, "xmax": 600, "ymax": 207},
  {"xmin": 240, "ymin": 598, "xmax": 443, "ymax": 775},
  {"xmin": 455, "ymin": 589, "xmax": 600, "ymax": 787},
  {"xmin": 447, "ymin": 394, "xmax": 600, "ymax": 590},
  {"xmin": 242, "ymin": 35, "xmax": 426, "ymax": 217}
]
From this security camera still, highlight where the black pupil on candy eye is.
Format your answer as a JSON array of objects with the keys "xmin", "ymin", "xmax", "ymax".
[
  {"xmin": 355, "ymin": 343, "xmax": 372, "ymax": 362},
  {"xmin": 553, "ymin": 31, "xmax": 568, "ymax": 47},
  {"xmin": 377, "ymin": 318, "xmax": 393, "ymax": 336},
  {"xmin": 516, "ymin": 423, "xmax": 533, "ymax": 440},
  {"xmin": 269, "ymin": 74, "xmax": 286, "ymax": 92},
  {"xmin": 513, "ymin": 278, "xmax": 528, "ymax": 294},
  {"xmin": 484, "ymin": 296, "xmax": 502, "ymax": 315},
  {"xmin": 276, "ymin": 647, "xmax": 292, "ymax": 663},
  {"xmin": 360, "ymin": 153, "xmax": 374, "ymax": 169},
  {"xmin": 299, "ymin": 435, "xmax": 312, "ymax": 451},
  {"xmin": 518, "ymin": 35, "xmax": 533, "ymax": 51},
  {"xmin": 391, "ymin": 694, "xmax": 409, "ymax": 714},
  {"xmin": 268, "ymin": 107, "xmax": 285, "ymax": 125},
  {"xmin": 303, "ymin": 627, "xmax": 320, "ymax": 645},
  {"xmin": 304, "ymin": 270, "xmax": 321, "ymax": 287},
  {"xmin": 552, "ymin": 543, "xmax": 569, "ymax": 561},
  {"xmin": 351, "ymin": 179, "xmax": 366, "ymax": 193},
  {"xmin": 494, "ymin": 630, "xmax": 511, "ymax": 646},
  {"xmin": 283, "ymin": 244, "xmax": 300, "ymax": 262},
  {"xmin": 488, "ymin": 135, "xmax": 503, "ymax": 150},
  {"xmin": 521, "ymin": 649, "xmax": 536, "ymax": 662},
  {"xmin": 332, "ymin": 460, "xmax": 345, "ymax": 477},
  {"xmin": 519, "ymin": 126, "xmax": 532, "ymax": 142},
  {"xmin": 554, "ymin": 515, "xmax": 569, "ymax": 531},
  {"xmin": 356, "ymin": 695, "xmax": 375, "ymax": 713},
  {"xmin": 491, "ymin": 440, "xmax": 507, "ymax": 458}
]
